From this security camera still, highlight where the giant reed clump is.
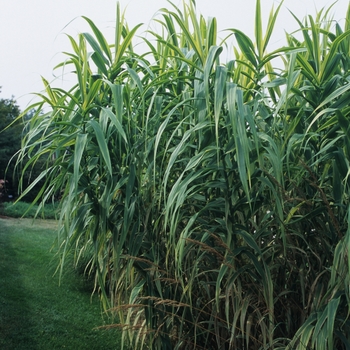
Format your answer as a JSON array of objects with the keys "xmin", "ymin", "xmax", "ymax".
[{"xmin": 16, "ymin": 1, "xmax": 350, "ymax": 348}]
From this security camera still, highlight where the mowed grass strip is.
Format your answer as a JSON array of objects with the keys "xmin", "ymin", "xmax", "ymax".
[{"xmin": 0, "ymin": 218, "xmax": 121, "ymax": 350}]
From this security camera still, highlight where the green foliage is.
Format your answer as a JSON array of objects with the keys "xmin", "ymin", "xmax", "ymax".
[
  {"xmin": 0, "ymin": 201, "xmax": 59, "ymax": 219},
  {"xmin": 0, "ymin": 91, "xmax": 22, "ymax": 197},
  {"xmin": 0, "ymin": 92, "xmax": 47, "ymax": 202},
  {"xmin": 16, "ymin": 1, "xmax": 350, "ymax": 348}
]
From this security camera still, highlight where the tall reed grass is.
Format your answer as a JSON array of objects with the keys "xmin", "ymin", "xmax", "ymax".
[{"xmin": 16, "ymin": 1, "xmax": 350, "ymax": 348}]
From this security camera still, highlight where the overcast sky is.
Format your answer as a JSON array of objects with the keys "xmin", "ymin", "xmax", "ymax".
[{"xmin": 0, "ymin": 0, "xmax": 348, "ymax": 110}]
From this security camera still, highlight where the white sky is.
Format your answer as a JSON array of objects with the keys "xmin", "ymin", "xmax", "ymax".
[{"xmin": 0, "ymin": 0, "xmax": 348, "ymax": 110}]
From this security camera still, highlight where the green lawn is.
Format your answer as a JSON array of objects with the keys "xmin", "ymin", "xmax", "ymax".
[{"xmin": 0, "ymin": 218, "xmax": 121, "ymax": 350}]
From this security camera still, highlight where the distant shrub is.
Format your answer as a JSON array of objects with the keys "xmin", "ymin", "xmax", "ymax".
[{"xmin": 0, "ymin": 201, "xmax": 59, "ymax": 219}]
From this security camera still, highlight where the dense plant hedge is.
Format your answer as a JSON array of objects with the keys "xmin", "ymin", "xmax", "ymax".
[{"xmin": 17, "ymin": 1, "xmax": 350, "ymax": 348}]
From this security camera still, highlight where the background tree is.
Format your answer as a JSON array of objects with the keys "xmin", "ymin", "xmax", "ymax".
[
  {"xmin": 0, "ymin": 90, "xmax": 22, "ymax": 198},
  {"xmin": 0, "ymin": 91, "xmax": 44, "ymax": 201}
]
